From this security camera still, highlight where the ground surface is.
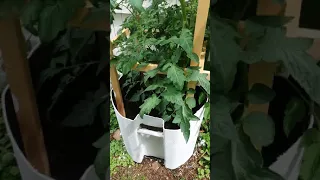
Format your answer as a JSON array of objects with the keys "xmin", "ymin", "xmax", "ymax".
[
  {"xmin": 110, "ymin": 105, "xmax": 210, "ymax": 180},
  {"xmin": 111, "ymin": 148, "xmax": 207, "ymax": 180}
]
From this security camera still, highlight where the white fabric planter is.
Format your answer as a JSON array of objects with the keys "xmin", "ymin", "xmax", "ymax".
[
  {"xmin": 111, "ymin": 90, "xmax": 204, "ymax": 169},
  {"xmin": 1, "ymin": 86, "xmax": 100, "ymax": 180},
  {"xmin": 269, "ymin": 115, "xmax": 314, "ymax": 180}
]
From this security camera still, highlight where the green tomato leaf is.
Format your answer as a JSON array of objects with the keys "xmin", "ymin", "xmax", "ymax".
[
  {"xmin": 162, "ymin": 85, "xmax": 184, "ymax": 105},
  {"xmin": 167, "ymin": 65, "xmax": 186, "ymax": 90},
  {"xmin": 186, "ymin": 97, "xmax": 196, "ymax": 109},
  {"xmin": 301, "ymin": 128, "xmax": 320, "ymax": 148},
  {"xmin": 139, "ymin": 94, "xmax": 161, "ymax": 117},
  {"xmin": 173, "ymin": 109, "xmax": 182, "ymax": 124},
  {"xmin": 247, "ymin": 83, "xmax": 275, "ymax": 104},
  {"xmin": 198, "ymin": 73, "xmax": 210, "ymax": 95},
  {"xmin": 212, "ymin": 95, "xmax": 239, "ymax": 142},
  {"xmin": 211, "ymin": 18, "xmax": 241, "ymax": 93},
  {"xmin": 300, "ymin": 143, "xmax": 320, "ymax": 180},
  {"xmin": 129, "ymin": 0, "xmax": 144, "ymax": 12},
  {"xmin": 243, "ymin": 111, "xmax": 275, "ymax": 147},
  {"xmin": 283, "ymin": 97, "xmax": 307, "ymax": 137},
  {"xmin": 145, "ymin": 84, "xmax": 162, "ymax": 91}
]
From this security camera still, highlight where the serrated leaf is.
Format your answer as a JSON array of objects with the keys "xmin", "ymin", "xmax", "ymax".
[
  {"xmin": 243, "ymin": 111, "xmax": 275, "ymax": 147},
  {"xmin": 186, "ymin": 68, "xmax": 199, "ymax": 81},
  {"xmin": 283, "ymin": 52, "xmax": 320, "ymax": 104},
  {"xmin": 186, "ymin": 97, "xmax": 196, "ymax": 109},
  {"xmin": 247, "ymin": 83, "xmax": 275, "ymax": 104},
  {"xmin": 211, "ymin": 18, "xmax": 241, "ymax": 93},
  {"xmin": 283, "ymin": 97, "xmax": 306, "ymax": 137},
  {"xmin": 139, "ymin": 94, "xmax": 161, "ymax": 117},
  {"xmin": 170, "ymin": 29, "xmax": 199, "ymax": 62},
  {"xmin": 145, "ymin": 84, "xmax": 162, "ymax": 91},
  {"xmin": 21, "ymin": 0, "xmax": 43, "ymax": 34},
  {"xmin": 93, "ymin": 133, "xmax": 109, "ymax": 148},
  {"xmin": 162, "ymin": 85, "xmax": 184, "ymax": 105},
  {"xmin": 212, "ymin": 95, "xmax": 239, "ymax": 142},
  {"xmin": 144, "ymin": 68, "xmax": 159, "ymax": 82},
  {"xmin": 94, "ymin": 146, "xmax": 109, "ymax": 180},
  {"xmin": 198, "ymin": 73, "xmax": 210, "ymax": 95},
  {"xmin": 247, "ymin": 16, "xmax": 293, "ymax": 28},
  {"xmin": 171, "ymin": 48, "xmax": 182, "ymax": 64},
  {"xmin": 130, "ymin": 90, "xmax": 143, "ymax": 102},
  {"xmin": 173, "ymin": 109, "xmax": 182, "ymax": 124},
  {"xmin": 167, "ymin": 65, "xmax": 186, "ymax": 90}
]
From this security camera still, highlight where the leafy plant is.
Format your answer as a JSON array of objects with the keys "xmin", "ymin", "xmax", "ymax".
[
  {"xmin": 1, "ymin": 0, "xmax": 110, "ymax": 43},
  {"xmin": 211, "ymin": 0, "xmax": 320, "ymax": 179},
  {"xmin": 112, "ymin": 0, "xmax": 210, "ymax": 142}
]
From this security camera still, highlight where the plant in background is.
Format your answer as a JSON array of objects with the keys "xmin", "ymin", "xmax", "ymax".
[
  {"xmin": 113, "ymin": 0, "xmax": 210, "ymax": 141},
  {"xmin": 211, "ymin": 0, "xmax": 320, "ymax": 179}
]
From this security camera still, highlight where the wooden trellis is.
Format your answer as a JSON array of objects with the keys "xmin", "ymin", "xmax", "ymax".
[
  {"xmin": 110, "ymin": 0, "xmax": 211, "ymax": 117},
  {"xmin": 0, "ymin": 1, "xmax": 109, "ymax": 175}
]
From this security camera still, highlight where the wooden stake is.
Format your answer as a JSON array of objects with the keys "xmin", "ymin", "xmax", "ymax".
[
  {"xmin": 110, "ymin": 42, "xmax": 126, "ymax": 117},
  {"xmin": 187, "ymin": 0, "xmax": 210, "ymax": 98},
  {"xmin": 0, "ymin": 17, "xmax": 50, "ymax": 175}
]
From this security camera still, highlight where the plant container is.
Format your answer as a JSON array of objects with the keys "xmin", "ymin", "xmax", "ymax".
[
  {"xmin": 111, "ymin": 89, "xmax": 205, "ymax": 169},
  {"xmin": 1, "ymin": 86, "xmax": 101, "ymax": 180}
]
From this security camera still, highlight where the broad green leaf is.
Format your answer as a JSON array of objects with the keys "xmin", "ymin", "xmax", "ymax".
[
  {"xmin": 145, "ymin": 84, "xmax": 162, "ymax": 91},
  {"xmin": 162, "ymin": 85, "xmax": 184, "ymax": 105},
  {"xmin": 212, "ymin": 95, "xmax": 239, "ymax": 142},
  {"xmin": 144, "ymin": 68, "xmax": 159, "ymax": 82},
  {"xmin": 170, "ymin": 29, "xmax": 199, "ymax": 62},
  {"xmin": 211, "ymin": 18, "xmax": 241, "ymax": 93},
  {"xmin": 300, "ymin": 143, "xmax": 320, "ymax": 180},
  {"xmin": 167, "ymin": 65, "xmax": 186, "ymax": 90},
  {"xmin": 173, "ymin": 109, "xmax": 182, "ymax": 124},
  {"xmin": 243, "ymin": 27, "xmax": 313, "ymax": 64},
  {"xmin": 199, "ymin": 91, "xmax": 206, "ymax": 104},
  {"xmin": 38, "ymin": 4, "xmax": 69, "ymax": 42},
  {"xmin": 198, "ymin": 73, "xmax": 210, "ymax": 95},
  {"xmin": 182, "ymin": 103, "xmax": 198, "ymax": 121},
  {"xmin": 283, "ymin": 97, "xmax": 306, "ymax": 137},
  {"xmin": 247, "ymin": 83, "xmax": 275, "ymax": 104},
  {"xmin": 129, "ymin": 0, "xmax": 144, "ymax": 11},
  {"xmin": 21, "ymin": 0, "xmax": 43, "ymax": 34},
  {"xmin": 129, "ymin": 89, "xmax": 143, "ymax": 102},
  {"xmin": 243, "ymin": 111, "xmax": 275, "ymax": 147},
  {"xmin": 283, "ymin": 52, "xmax": 320, "ymax": 104},
  {"xmin": 171, "ymin": 48, "xmax": 182, "ymax": 64},
  {"xmin": 93, "ymin": 133, "xmax": 109, "ymax": 148},
  {"xmin": 186, "ymin": 68, "xmax": 199, "ymax": 82},
  {"xmin": 301, "ymin": 128, "xmax": 320, "ymax": 148},
  {"xmin": 246, "ymin": 16, "xmax": 293, "ymax": 28},
  {"xmin": 186, "ymin": 97, "xmax": 196, "ymax": 109},
  {"xmin": 139, "ymin": 94, "xmax": 161, "ymax": 117},
  {"xmin": 94, "ymin": 146, "xmax": 109, "ymax": 180}
]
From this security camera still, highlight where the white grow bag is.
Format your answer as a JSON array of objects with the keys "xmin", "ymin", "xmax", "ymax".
[
  {"xmin": 269, "ymin": 115, "xmax": 314, "ymax": 180},
  {"xmin": 1, "ymin": 86, "xmax": 100, "ymax": 180},
  {"xmin": 111, "ymin": 90, "xmax": 205, "ymax": 169}
]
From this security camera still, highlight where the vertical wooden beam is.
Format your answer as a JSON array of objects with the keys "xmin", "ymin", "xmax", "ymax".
[
  {"xmin": 110, "ymin": 42, "xmax": 126, "ymax": 117},
  {"xmin": 247, "ymin": 0, "xmax": 285, "ymax": 115},
  {"xmin": 187, "ymin": 0, "xmax": 210, "ymax": 97},
  {"xmin": 0, "ymin": 17, "xmax": 50, "ymax": 175}
]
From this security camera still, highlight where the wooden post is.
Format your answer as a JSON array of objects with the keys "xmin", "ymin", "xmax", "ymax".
[
  {"xmin": 0, "ymin": 17, "xmax": 50, "ymax": 175},
  {"xmin": 247, "ymin": 0, "xmax": 285, "ymax": 115},
  {"xmin": 187, "ymin": 0, "xmax": 210, "ymax": 97}
]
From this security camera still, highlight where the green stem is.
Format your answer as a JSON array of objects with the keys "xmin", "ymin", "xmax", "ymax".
[{"xmin": 179, "ymin": 0, "xmax": 187, "ymax": 28}]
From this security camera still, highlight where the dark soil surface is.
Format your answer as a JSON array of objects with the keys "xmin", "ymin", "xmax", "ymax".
[{"xmin": 111, "ymin": 147, "xmax": 208, "ymax": 180}]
